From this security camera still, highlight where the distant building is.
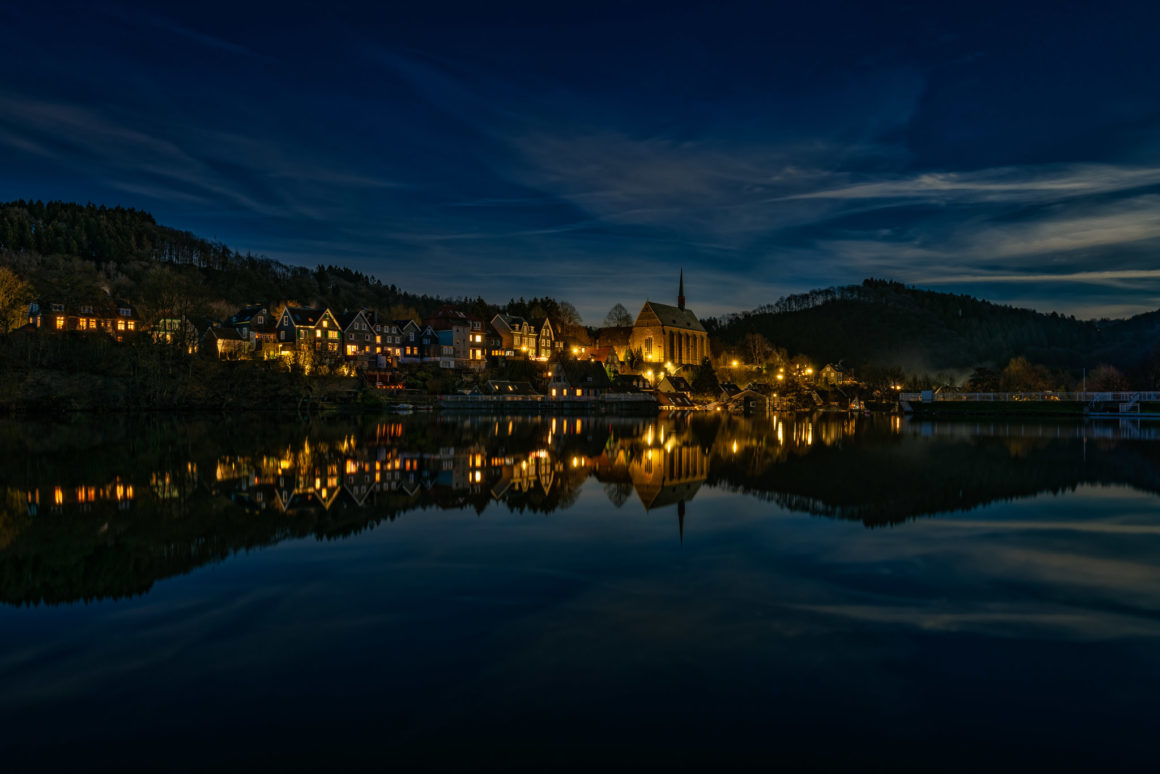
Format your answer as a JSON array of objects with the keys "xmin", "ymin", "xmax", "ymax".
[
  {"xmin": 28, "ymin": 298, "xmax": 140, "ymax": 342},
  {"xmin": 547, "ymin": 360, "xmax": 612, "ymax": 399}
]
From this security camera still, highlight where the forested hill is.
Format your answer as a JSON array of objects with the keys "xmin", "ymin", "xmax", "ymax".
[
  {"xmin": 707, "ymin": 279, "xmax": 1160, "ymax": 375},
  {"xmin": 0, "ymin": 200, "xmax": 461, "ymax": 321}
]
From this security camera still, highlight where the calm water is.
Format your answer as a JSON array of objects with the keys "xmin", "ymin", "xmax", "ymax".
[{"xmin": 2, "ymin": 412, "xmax": 1160, "ymax": 770}]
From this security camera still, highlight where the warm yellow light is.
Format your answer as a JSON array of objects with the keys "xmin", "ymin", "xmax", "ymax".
[
  {"xmin": 805, "ymin": 368, "xmax": 814, "ymax": 375},
  {"xmin": 777, "ymin": 374, "xmax": 784, "ymax": 380},
  {"xmin": 732, "ymin": 440, "xmax": 738, "ymax": 453},
  {"xmin": 731, "ymin": 360, "xmax": 738, "ymax": 367}
]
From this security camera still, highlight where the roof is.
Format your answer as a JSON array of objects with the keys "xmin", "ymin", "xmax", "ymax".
[
  {"xmin": 660, "ymin": 375, "xmax": 693, "ymax": 393},
  {"xmin": 285, "ymin": 306, "xmax": 325, "ymax": 326},
  {"xmin": 596, "ymin": 326, "xmax": 633, "ymax": 347},
  {"xmin": 336, "ymin": 310, "xmax": 368, "ymax": 329},
  {"xmin": 638, "ymin": 301, "xmax": 706, "ymax": 333},
  {"xmin": 719, "ymin": 382, "xmax": 741, "ymax": 397},
  {"xmin": 585, "ymin": 346, "xmax": 618, "ymax": 362},
  {"xmin": 657, "ymin": 391, "xmax": 696, "ymax": 407},
  {"xmin": 554, "ymin": 360, "xmax": 612, "ymax": 389},
  {"xmin": 425, "ymin": 307, "xmax": 471, "ymax": 330},
  {"xmin": 206, "ymin": 326, "xmax": 245, "ymax": 340},
  {"xmin": 495, "ymin": 313, "xmax": 529, "ymax": 328},
  {"xmin": 485, "ymin": 380, "xmax": 539, "ymax": 396}
]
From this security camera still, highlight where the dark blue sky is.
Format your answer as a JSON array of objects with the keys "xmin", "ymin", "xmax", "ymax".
[{"xmin": 3, "ymin": 1, "xmax": 1159, "ymax": 322}]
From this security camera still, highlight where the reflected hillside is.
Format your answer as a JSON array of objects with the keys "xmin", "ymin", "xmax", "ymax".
[{"xmin": 2, "ymin": 413, "xmax": 1160, "ymax": 604}]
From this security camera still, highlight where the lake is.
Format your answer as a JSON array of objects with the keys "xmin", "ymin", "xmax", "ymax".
[{"xmin": 2, "ymin": 412, "xmax": 1159, "ymax": 770}]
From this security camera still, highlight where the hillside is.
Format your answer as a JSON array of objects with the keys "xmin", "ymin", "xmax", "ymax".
[
  {"xmin": 708, "ymin": 280, "xmax": 1160, "ymax": 378},
  {"xmin": 0, "ymin": 200, "xmax": 464, "ymax": 322}
]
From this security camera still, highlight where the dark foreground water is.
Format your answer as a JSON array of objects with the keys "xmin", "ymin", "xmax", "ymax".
[{"xmin": 2, "ymin": 412, "xmax": 1160, "ymax": 771}]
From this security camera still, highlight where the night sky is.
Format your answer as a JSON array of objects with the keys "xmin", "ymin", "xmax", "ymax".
[{"xmin": 2, "ymin": 1, "xmax": 1159, "ymax": 322}]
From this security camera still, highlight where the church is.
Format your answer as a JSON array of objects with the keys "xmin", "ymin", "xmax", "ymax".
[{"xmin": 630, "ymin": 271, "xmax": 709, "ymax": 368}]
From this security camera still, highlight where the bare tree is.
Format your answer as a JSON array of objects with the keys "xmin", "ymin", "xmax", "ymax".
[{"xmin": 603, "ymin": 303, "xmax": 633, "ymax": 327}]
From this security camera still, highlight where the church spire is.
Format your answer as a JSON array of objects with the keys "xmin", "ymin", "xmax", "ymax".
[{"xmin": 678, "ymin": 269, "xmax": 685, "ymax": 310}]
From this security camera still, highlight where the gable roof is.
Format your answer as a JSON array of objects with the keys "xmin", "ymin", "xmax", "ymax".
[
  {"xmin": 554, "ymin": 360, "xmax": 612, "ymax": 389},
  {"xmin": 637, "ymin": 301, "xmax": 705, "ymax": 333},
  {"xmin": 206, "ymin": 326, "xmax": 245, "ymax": 341},
  {"xmin": 336, "ymin": 309, "xmax": 370, "ymax": 330},
  {"xmin": 659, "ymin": 375, "xmax": 693, "ymax": 393},
  {"xmin": 284, "ymin": 306, "xmax": 326, "ymax": 326}
]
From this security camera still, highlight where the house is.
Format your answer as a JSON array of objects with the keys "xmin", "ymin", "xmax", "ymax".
[
  {"xmin": 152, "ymin": 315, "xmax": 200, "ymax": 353},
  {"xmin": 657, "ymin": 374, "xmax": 693, "ymax": 395},
  {"xmin": 719, "ymin": 382, "xmax": 742, "ymax": 399},
  {"xmin": 547, "ymin": 360, "xmax": 612, "ymax": 399},
  {"xmin": 337, "ymin": 309, "xmax": 378, "ymax": 369},
  {"xmin": 425, "ymin": 307, "xmax": 483, "ymax": 369},
  {"xmin": 630, "ymin": 271, "xmax": 709, "ymax": 368},
  {"xmin": 531, "ymin": 316, "xmax": 562, "ymax": 360},
  {"xmin": 613, "ymin": 373, "xmax": 650, "ymax": 392},
  {"xmin": 820, "ymin": 362, "xmax": 852, "ymax": 386},
  {"xmin": 374, "ymin": 318, "xmax": 403, "ymax": 361},
  {"xmin": 28, "ymin": 298, "xmax": 141, "ymax": 341},
  {"xmin": 397, "ymin": 320, "xmax": 424, "ymax": 363},
  {"xmin": 202, "ymin": 325, "xmax": 249, "ymax": 359},
  {"xmin": 275, "ymin": 306, "xmax": 341, "ymax": 354},
  {"xmin": 227, "ymin": 304, "xmax": 277, "ymax": 355},
  {"xmin": 491, "ymin": 313, "xmax": 538, "ymax": 357}
]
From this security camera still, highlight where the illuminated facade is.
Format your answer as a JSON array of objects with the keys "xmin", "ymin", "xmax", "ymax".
[{"xmin": 629, "ymin": 271, "xmax": 708, "ymax": 368}]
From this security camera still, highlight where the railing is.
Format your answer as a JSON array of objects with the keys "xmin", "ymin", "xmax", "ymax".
[
  {"xmin": 900, "ymin": 391, "xmax": 1160, "ymax": 403},
  {"xmin": 439, "ymin": 394, "xmax": 543, "ymax": 403}
]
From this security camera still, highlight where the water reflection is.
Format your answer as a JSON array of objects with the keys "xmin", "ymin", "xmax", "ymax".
[{"xmin": 2, "ymin": 413, "xmax": 1159, "ymax": 604}]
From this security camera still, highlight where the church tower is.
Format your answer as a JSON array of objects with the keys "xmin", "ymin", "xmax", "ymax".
[{"xmin": 678, "ymin": 269, "xmax": 685, "ymax": 311}]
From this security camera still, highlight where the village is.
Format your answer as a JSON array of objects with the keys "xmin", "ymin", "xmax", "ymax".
[{"xmin": 22, "ymin": 271, "xmax": 873, "ymax": 414}]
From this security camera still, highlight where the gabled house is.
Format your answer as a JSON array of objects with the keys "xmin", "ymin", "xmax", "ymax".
[
  {"xmin": 657, "ymin": 374, "xmax": 693, "ymax": 395},
  {"xmin": 28, "ymin": 298, "xmax": 141, "ymax": 342},
  {"xmin": 153, "ymin": 315, "xmax": 200, "ymax": 353},
  {"xmin": 227, "ymin": 304, "xmax": 277, "ymax": 356},
  {"xmin": 337, "ymin": 309, "xmax": 378, "ymax": 369},
  {"xmin": 547, "ymin": 360, "xmax": 612, "ymax": 400},
  {"xmin": 719, "ymin": 382, "xmax": 742, "ymax": 400},
  {"xmin": 397, "ymin": 320, "xmax": 423, "ymax": 363},
  {"xmin": 276, "ymin": 306, "xmax": 341, "ymax": 354},
  {"xmin": 820, "ymin": 362, "xmax": 852, "ymax": 386},
  {"xmin": 202, "ymin": 325, "xmax": 249, "ymax": 359},
  {"xmin": 491, "ymin": 313, "xmax": 538, "ymax": 357},
  {"xmin": 532, "ymin": 317, "xmax": 563, "ymax": 360},
  {"xmin": 425, "ymin": 307, "xmax": 485, "ymax": 370}
]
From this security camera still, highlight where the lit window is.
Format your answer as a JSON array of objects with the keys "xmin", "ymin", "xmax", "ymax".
[
  {"xmin": 55, "ymin": 317, "xmax": 64, "ymax": 329},
  {"xmin": 575, "ymin": 389, "xmax": 582, "ymax": 397},
  {"xmin": 315, "ymin": 329, "xmax": 321, "ymax": 338},
  {"xmin": 127, "ymin": 321, "xmax": 135, "ymax": 331}
]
